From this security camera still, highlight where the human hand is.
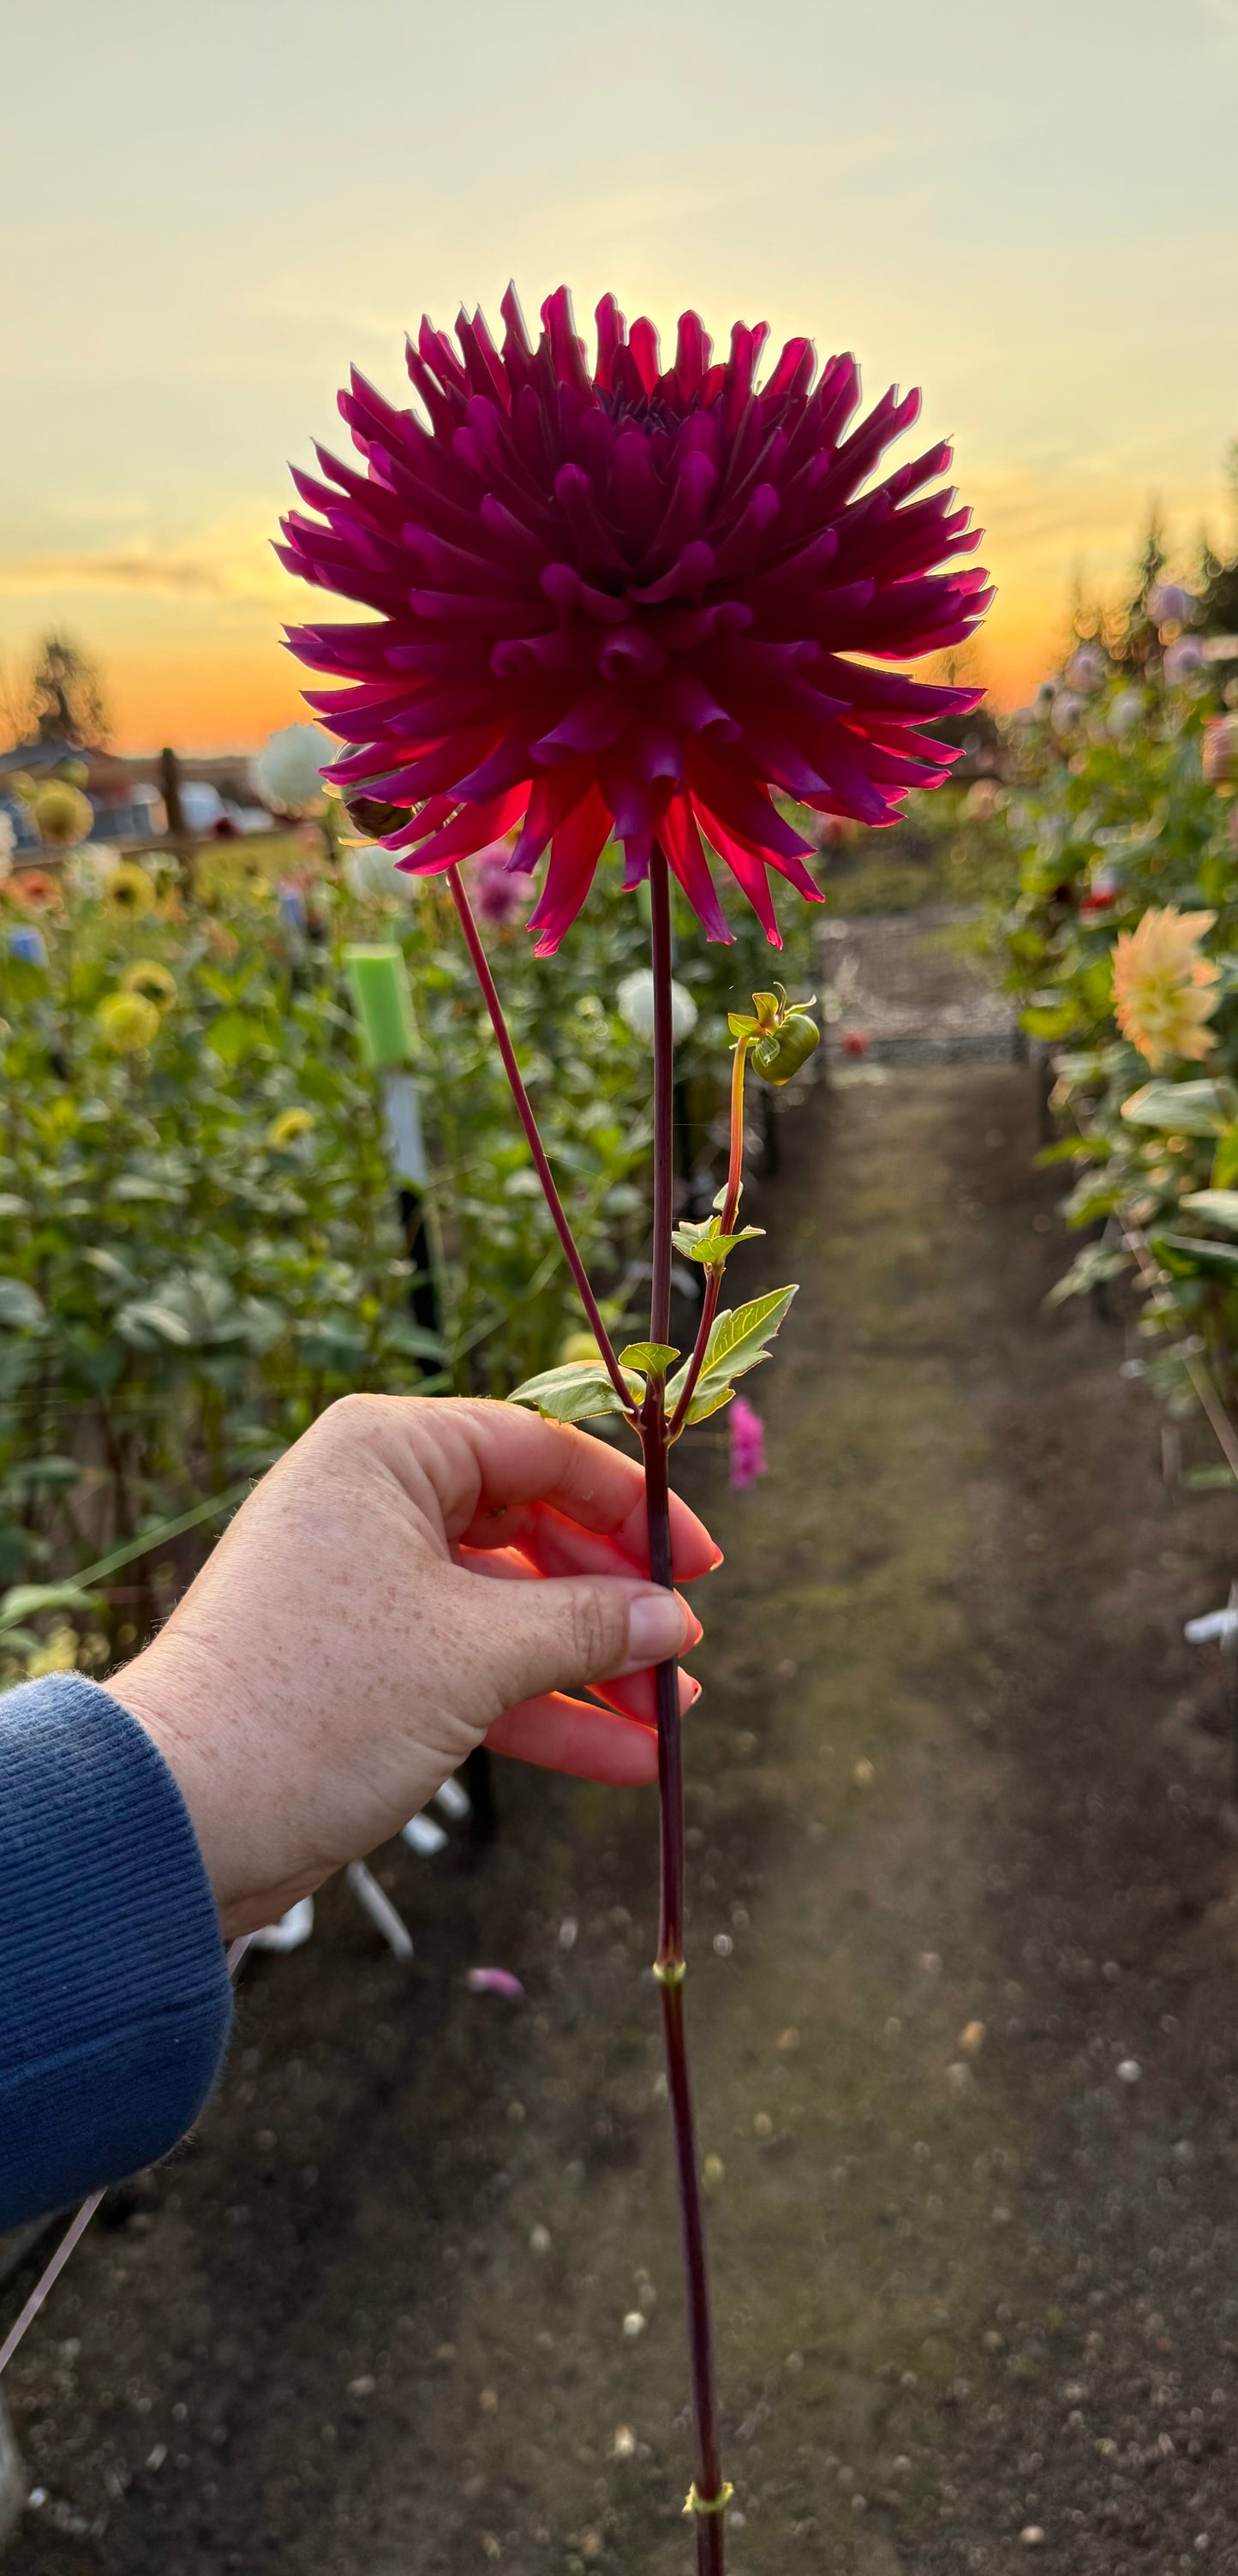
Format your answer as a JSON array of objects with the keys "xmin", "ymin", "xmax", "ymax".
[{"xmin": 113, "ymin": 1394, "xmax": 719, "ymax": 1937}]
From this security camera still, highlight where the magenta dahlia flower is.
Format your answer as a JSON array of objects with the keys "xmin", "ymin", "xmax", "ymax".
[{"xmin": 280, "ymin": 287, "xmax": 990, "ymax": 953}]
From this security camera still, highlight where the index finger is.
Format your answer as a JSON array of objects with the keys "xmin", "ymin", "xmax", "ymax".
[{"xmin": 404, "ymin": 1398, "xmax": 721, "ymax": 1582}]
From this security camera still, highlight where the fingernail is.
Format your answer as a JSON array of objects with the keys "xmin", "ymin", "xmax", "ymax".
[
  {"xmin": 684, "ymin": 1609, "xmax": 704, "ymax": 1650},
  {"xmin": 685, "ymin": 1675, "xmax": 703, "ymax": 1707},
  {"xmin": 627, "ymin": 1590, "xmax": 688, "ymax": 1667},
  {"xmin": 708, "ymin": 1547, "xmax": 725, "ymax": 1571}
]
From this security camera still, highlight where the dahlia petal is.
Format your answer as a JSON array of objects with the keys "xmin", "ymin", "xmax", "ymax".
[
  {"xmin": 628, "ymin": 317, "xmax": 661, "ymax": 395},
  {"xmin": 812, "ymin": 656, "xmax": 983, "ymax": 718},
  {"xmin": 660, "ymin": 792, "xmax": 733, "ymax": 944},
  {"xmin": 660, "ymin": 673, "xmax": 741, "ymax": 742},
  {"xmin": 595, "ymin": 758, "xmax": 673, "ymax": 847},
  {"xmin": 763, "ymin": 847, "xmax": 823, "ymax": 904},
  {"xmin": 611, "ymin": 431, "xmax": 664, "ymax": 546},
  {"xmin": 624, "ymin": 722, "xmax": 685, "ymax": 787},
  {"xmin": 594, "ymin": 293, "xmax": 627, "ymax": 392},
  {"xmin": 509, "ymin": 758, "xmax": 597, "ymax": 871},
  {"xmin": 409, "ymin": 590, "xmax": 553, "ymax": 635},
  {"xmin": 456, "ymin": 308, "xmax": 510, "ymax": 409},
  {"xmin": 739, "ymin": 729, "xmax": 832, "ymax": 800},
  {"xmin": 553, "ymin": 464, "xmax": 632, "ymax": 578},
  {"xmin": 527, "ymin": 786, "xmax": 613, "ymax": 953},
  {"xmin": 709, "ymin": 485, "xmax": 780, "ymax": 581},
  {"xmin": 673, "ymin": 311, "xmax": 713, "ymax": 402},
  {"xmin": 648, "ymin": 446, "xmax": 718, "ymax": 563},
  {"xmin": 763, "ymin": 335, "xmax": 816, "ymax": 401},
  {"xmin": 685, "ymin": 746, "xmax": 814, "ymax": 863},
  {"xmin": 691, "ymin": 804, "xmax": 781, "ymax": 944},
  {"xmin": 629, "ymin": 540, "xmax": 715, "ymax": 605},
  {"xmin": 721, "ymin": 321, "xmax": 770, "ymax": 438},
  {"xmin": 380, "ymin": 792, "xmax": 456, "ymax": 844},
  {"xmin": 478, "ymin": 491, "xmax": 556, "ymax": 566},
  {"xmin": 453, "ymin": 736, "xmax": 538, "ymax": 799},
  {"xmin": 541, "ymin": 285, "xmax": 593, "ymax": 398},
  {"xmin": 541, "ymin": 561, "xmax": 631, "ymax": 624},
  {"xmin": 534, "ymin": 686, "xmax": 632, "ymax": 761},
  {"xmin": 390, "ymin": 788, "xmax": 529, "ymax": 870},
  {"xmin": 597, "ymin": 626, "xmax": 667, "ymax": 682}
]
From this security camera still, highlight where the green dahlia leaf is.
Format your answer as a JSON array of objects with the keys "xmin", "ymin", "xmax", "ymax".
[
  {"xmin": 618, "ymin": 1342, "xmax": 679, "ymax": 1377},
  {"xmin": 1121, "ymin": 1080, "xmax": 1230, "ymax": 1136},
  {"xmin": 667, "ymin": 1285, "xmax": 798, "ymax": 1425},
  {"xmin": 508, "ymin": 1360, "xmax": 643, "ymax": 1423}
]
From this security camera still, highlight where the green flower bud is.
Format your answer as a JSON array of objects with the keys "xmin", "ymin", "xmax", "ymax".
[
  {"xmin": 733, "ymin": 985, "xmax": 821, "ymax": 1086},
  {"xmin": 751, "ymin": 1012, "xmax": 820, "ymax": 1084}
]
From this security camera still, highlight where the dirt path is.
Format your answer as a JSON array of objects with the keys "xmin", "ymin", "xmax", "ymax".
[{"xmin": 7, "ymin": 1061, "xmax": 1238, "ymax": 2575}]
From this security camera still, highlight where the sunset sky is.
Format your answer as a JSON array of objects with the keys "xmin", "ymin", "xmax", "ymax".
[{"xmin": 3, "ymin": 0, "xmax": 1237, "ymax": 752}]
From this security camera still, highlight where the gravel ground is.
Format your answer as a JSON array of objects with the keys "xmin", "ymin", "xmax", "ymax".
[
  {"xmin": 822, "ymin": 908, "xmax": 1019, "ymax": 1060},
  {"xmin": 4, "ymin": 1053, "xmax": 1238, "ymax": 2574}
]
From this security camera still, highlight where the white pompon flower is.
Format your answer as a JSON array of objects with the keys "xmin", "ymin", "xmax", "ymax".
[
  {"xmin": 344, "ymin": 841, "xmax": 422, "ymax": 901},
  {"xmin": 253, "ymin": 724, "xmax": 328, "ymax": 813},
  {"xmin": 617, "ymin": 967, "xmax": 698, "ymax": 1045}
]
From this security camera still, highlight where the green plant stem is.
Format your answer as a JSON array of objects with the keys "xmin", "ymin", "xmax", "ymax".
[{"xmin": 668, "ymin": 1035, "xmax": 751, "ymax": 1438}]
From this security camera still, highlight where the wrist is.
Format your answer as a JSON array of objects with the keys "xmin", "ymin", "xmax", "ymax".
[{"xmin": 110, "ymin": 1635, "xmax": 278, "ymax": 1938}]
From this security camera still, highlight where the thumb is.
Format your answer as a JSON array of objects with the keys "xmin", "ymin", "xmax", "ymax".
[{"xmin": 464, "ymin": 1572, "xmax": 690, "ymax": 1713}]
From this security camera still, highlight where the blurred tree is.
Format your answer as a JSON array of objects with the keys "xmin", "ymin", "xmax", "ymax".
[
  {"xmin": 1199, "ymin": 440, "xmax": 1238, "ymax": 644},
  {"xmin": 23, "ymin": 634, "xmax": 111, "ymax": 748},
  {"xmin": 1110, "ymin": 507, "xmax": 1166, "ymax": 671}
]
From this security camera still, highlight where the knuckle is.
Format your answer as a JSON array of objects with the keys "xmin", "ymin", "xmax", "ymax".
[{"xmin": 568, "ymin": 1581, "xmax": 619, "ymax": 1678}]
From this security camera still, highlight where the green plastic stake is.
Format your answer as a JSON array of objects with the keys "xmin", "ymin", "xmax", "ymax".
[{"xmin": 344, "ymin": 943, "xmax": 416, "ymax": 1069}]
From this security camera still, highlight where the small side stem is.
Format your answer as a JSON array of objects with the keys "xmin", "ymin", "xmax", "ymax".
[
  {"xmin": 669, "ymin": 1037, "xmax": 751, "ymax": 1439},
  {"xmin": 446, "ymin": 864, "xmax": 633, "ymax": 1410}
]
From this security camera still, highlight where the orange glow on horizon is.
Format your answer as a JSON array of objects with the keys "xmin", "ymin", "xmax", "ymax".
[{"xmin": 94, "ymin": 623, "xmax": 1048, "ymax": 756}]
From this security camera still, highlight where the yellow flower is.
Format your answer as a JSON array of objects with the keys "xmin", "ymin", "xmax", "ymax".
[
  {"xmin": 97, "ymin": 990, "xmax": 161, "ymax": 1052},
  {"xmin": 103, "ymin": 861, "xmax": 157, "ymax": 920},
  {"xmin": 267, "ymin": 1106, "xmax": 315, "ymax": 1147},
  {"xmin": 27, "ymin": 1624, "xmax": 79, "ymax": 1678},
  {"xmin": 1112, "ymin": 905, "xmax": 1220, "ymax": 1069},
  {"xmin": 121, "ymin": 958, "xmax": 176, "ymax": 1012},
  {"xmin": 32, "ymin": 781, "xmax": 93, "ymax": 848}
]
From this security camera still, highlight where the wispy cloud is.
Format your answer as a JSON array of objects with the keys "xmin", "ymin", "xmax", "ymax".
[{"xmin": 0, "ymin": 529, "xmax": 287, "ymax": 610}]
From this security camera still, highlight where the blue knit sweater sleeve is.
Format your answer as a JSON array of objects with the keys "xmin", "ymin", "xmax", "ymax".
[{"xmin": 0, "ymin": 1674, "xmax": 233, "ymax": 2230}]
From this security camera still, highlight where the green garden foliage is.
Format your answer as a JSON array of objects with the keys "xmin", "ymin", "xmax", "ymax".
[
  {"xmin": 997, "ymin": 643, "xmax": 1238, "ymax": 1429},
  {"xmin": 0, "ymin": 837, "xmax": 813, "ymax": 1678}
]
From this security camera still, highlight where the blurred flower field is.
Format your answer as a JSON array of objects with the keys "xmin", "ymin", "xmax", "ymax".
[
  {"xmin": 996, "ymin": 571, "xmax": 1238, "ymax": 1439},
  {"xmin": 0, "ymin": 791, "xmax": 815, "ymax": 1688}
]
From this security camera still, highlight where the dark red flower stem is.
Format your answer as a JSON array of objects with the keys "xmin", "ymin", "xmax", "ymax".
[
  {"xmin": 642, "ymin": 843, "xmax": 728, "ymax": 2570},
  {"xmin": 668, "ymin": 1034, "xmax": 750, "ymax": 1440},
  {"xmin": 451, "ymin": 842, "xmax": 728, "ymax": 2562},
  {"xmin": 446, "ymin": 865, "xmax": 633, "ymax": 1411}
]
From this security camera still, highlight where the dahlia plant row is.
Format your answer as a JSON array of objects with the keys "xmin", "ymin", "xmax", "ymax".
[
  {"xmin": 999, "ymin": 630, "xmax": 1238, "ymax": 1425},
  {"xmin": 0, "ymin": 822, "xmax": 814, "ymax": 1695},
  {"xmin": 282, "ymin": 282, "xmax": 986, "ymax": 2565}
]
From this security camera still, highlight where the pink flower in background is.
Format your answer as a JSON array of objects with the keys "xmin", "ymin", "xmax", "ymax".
[
  {"xmin": 1163, "ymin": 636, "xmax": 1205, "ymax": 686},
  {"xmin": 728, "ymin": 1395, "xmax": 768, "ymax": 1489},
  {"xmin": 469, "ymin": 837, "xmax": 529, "ymax": 925},
  {"xmin": 467, "ymin": 1966, "xmax": 525, "ymax": 1999},
  {"xmin": 280, "ymin": 286, "xmax": 990, "ymax": 954}
]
